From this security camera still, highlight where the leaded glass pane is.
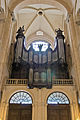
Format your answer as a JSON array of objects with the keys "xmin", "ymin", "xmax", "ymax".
[
  {"xmin": 9, "ymin": 91, "xmax": 32, "ymax": 104},
  {"xmin": 47, "ymin": 92, "xmax": 69, "ymax": 104},
  {"xmin": 32, "ymin": 41, "xmax": 48, "ymax": 51}
]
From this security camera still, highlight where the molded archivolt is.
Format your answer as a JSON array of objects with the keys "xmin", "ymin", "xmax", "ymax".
[
  {"xmin": 47, "ymin": 91, "xmax": 70, "ymax": 104},
  {"xmin": 9, "ymin": 91, "xmax": 32, "ymax": 104}
]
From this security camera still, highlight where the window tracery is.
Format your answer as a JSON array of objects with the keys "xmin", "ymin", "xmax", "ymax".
[
  {"xmin": 47, "ymin": 92, "xmax": 69, "ymax": 104},
  {"xmin": 9, "ymin": 91, "xmax": 32, "ymax": 104}
]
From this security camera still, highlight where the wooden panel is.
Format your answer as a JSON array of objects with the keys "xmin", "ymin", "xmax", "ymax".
[
  {"xmin": 39, "ymin": 54, "xmax": 42, "ymax": 64},
  {"xmin": 8, "ymin": 110, "xmax": 20, "ymax": 120},
  {"xmin": 42, "ymin": 54, "xmax": 47, "ymax": 63},
  {"xmin": 34, "ymin": 72, "xmax": 39, "ymax": 82},
  {"xmin": 34, "ymin": 54, "xmax": 38, "ymax": 63},
  {"xmin": 52, "ymin": 50, "xmax": 58, "ymax": 62},
  {"xmin": 48, "ymin": 51, "xmax": 51, "ymax": 62},
  {"xmin": 21, "ymin": 109, "xmax": 32, "ymax": 120},
  {"xmin": 48, "ymin": 110, "xmax": 59, "ymax": 120},
  {"xmin": 29, "ymin": 51, "xmax": 33, "ymax": 62},
  {"xmin": 47, "ymin": 105, "xmax": 71, "ymax": 120},
  {"xmin": 8, "ymin": 104, "xmax": 32, "ymax": 120},
  {"xmin": 22, "ymin": 49, "xmax": 28, "ymax": 62}
]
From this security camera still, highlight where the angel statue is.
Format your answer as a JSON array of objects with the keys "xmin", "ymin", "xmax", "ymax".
[
  {"xmin": 16, "ymin": 26, "xmax": 25, "ymax": 38},
  {"xmin": 55, "ymin": 28, "xmax": 63, "ymax": 36}
]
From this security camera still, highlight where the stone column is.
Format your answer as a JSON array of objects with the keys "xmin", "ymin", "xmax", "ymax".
[
  {"xmin": 33, "ymin": 89, "xmax": 46, "ymax": 120},
  {"xmin": 0, "ymin": 10, "xmax": 15, "ymax": 110},
  {"xmin": 0, "ymin": 9, "xmax": 6, "ymax": 104},
  {"xmin": 32, "ymin": 103, "xmax": 38, "ymax": 120},
  {"xmin": 3, "ymin": 102, "xmax": 9, "ymax": 120},
  {"xmin": 70, "ymin": 100, "xmax": 79, "ymax": 120},
  {"xmin": 37, "ymin": 89, "xmax": 42, "ymax": 120},
  {"xmin": 70, "ymin": 102, "xmax": 75, "ymax": 120},
  {"xmin": 66, "ymin": 12, "xmax": 80, "ymax": 91},
  {"xmin": 0, "ymin": 10, "xmax": 13, "ymax": 92},
  {"xmin": 36, "ymin": 89, "xmax": 47, "ymax": 120},
  {"xmin": 0, "ymin": 101, "xmax": 6, "ymax": 120},
  {"xmin": 44, "ymin": 103, "xmax": 47, "ymax": 120},
  {"xmin": 32, "ymin": 88, "xmax": 38, "ymax": 120}
]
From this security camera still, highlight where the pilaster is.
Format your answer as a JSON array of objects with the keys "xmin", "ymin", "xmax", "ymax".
[{"xmin": 66, "ymin": 12, "xmax": 80, "ymax": 94}]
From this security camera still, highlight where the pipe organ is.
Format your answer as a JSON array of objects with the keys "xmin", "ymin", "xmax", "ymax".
[{"xmin": 11, "ymin": 27, "xmax": 69, "ymax": 88}]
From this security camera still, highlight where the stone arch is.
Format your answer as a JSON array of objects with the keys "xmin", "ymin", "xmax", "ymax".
[
  {"xmin": 24, "ymin": 31, "xmax": 55, "ymax": 49},
  {"xmin": 44, "ymin": 89, "xmax": 73, "ymax": 105},
  {"xmin": 7, "ymin": 90, "xmax": 33, "ymax": 120},
  {"xmin": 8, "ymin": 0, "xmax": 72, "ymax": 13},
  {"xmin": 47, "ymin": 91, "xmax": 70, "ymax": 104},
  {"xmin": 3, "ymin": 88, "xmax": 34, "ymax": 104},
  {"xmin": 47, "ymin": 90, "xmax": 72, "ymax": 120},
  {"xmin": 9, "ymin": 91, "xmax": 33, "ymax": 104}
]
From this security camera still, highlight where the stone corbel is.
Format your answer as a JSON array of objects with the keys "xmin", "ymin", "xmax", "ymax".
[
  {"xmin": 11, "ymin": 11, "xmax": 16, "ymax": 22},
  {"xmin": 0, "ymin": 7, "xmax": 5, "ymax": 21},
  {"xmin": 66, "ymin": 12, "xmax": 73, "ymax": 23},
  {"xmin": 76, "ymin": 8, "xmax": 80, "ymax": 25}
]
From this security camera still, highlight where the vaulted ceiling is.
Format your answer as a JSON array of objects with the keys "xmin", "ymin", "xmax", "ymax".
[
  {"xmin": 14, "ymin": 4, "xmax": 66, "ymax": 47},
  {"xmin": 17, "ymin": 4, "xmax": 64, "ymax": 36},
  {"xmin": 7, "ymin": 0, "xmax": 75, "ymax": 47}
]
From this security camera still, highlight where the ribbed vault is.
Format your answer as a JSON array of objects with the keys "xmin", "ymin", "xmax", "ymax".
[{"xmin": 8, "ymin": 0, "xmax": 72, "ymax": 49}]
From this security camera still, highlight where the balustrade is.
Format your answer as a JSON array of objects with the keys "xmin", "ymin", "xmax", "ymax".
[{"xmin": 5, "ymin": 79, "xmax": 73, "ymax": 86}]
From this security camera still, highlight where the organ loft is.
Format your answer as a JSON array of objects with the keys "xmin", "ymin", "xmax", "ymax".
[{"xmin": 0, "ymin": 0, "xmax": 80, "ymax": 120}]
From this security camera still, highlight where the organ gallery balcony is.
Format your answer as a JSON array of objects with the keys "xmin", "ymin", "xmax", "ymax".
[
  {"xmin": 9, "ymin": 28, "xmax": 72, "ymax": 89},
  {"xmin": 5, "ymin": 79, "xmax": 74, "ymax": 87}
]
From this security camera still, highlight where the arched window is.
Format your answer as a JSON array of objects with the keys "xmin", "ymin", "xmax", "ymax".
[
  {"xmin": 47, "ymin": 92, "xmax": 70, "ymax": 104},
  {"xmin": 32, "ymin": 41, "xmax": 48, "ymax": 51},
  {"xmin": 9, "ymin": 91, "xmax": 32, "ymax": 104}
]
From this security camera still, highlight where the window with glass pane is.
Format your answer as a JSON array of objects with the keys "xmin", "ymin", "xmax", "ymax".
[
  {"xmin": 32, "ymin": 41, "xmax": 48, "ymax": 51},
  {"xmin": 9, "ymin": 91, "xmax": 32, "ymax": 104},
  {"xmin": 47, "ymin": 92, "xmax": 69, "ymax": 104}
]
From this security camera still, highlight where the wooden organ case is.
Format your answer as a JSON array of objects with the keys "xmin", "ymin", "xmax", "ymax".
[{"xmin": 11, "ymin": 28, "xmax": 69, "ymax": 88}]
